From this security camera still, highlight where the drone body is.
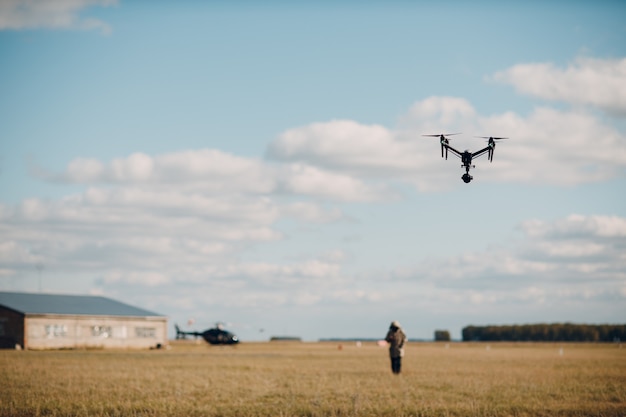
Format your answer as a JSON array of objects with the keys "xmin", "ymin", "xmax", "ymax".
[{"xmin": 424, "ymin": 133, "xmax": 508, "ymax": 183}]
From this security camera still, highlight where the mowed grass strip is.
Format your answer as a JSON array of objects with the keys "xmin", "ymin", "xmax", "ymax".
[{"xmin": 1, "ymin": 342, "xmax": 624, "ymax": 416}]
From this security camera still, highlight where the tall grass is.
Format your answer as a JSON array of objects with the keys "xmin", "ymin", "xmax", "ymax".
[{"xmin": 1, "ymin": 341, "xmax": 624, "ymax": 416}]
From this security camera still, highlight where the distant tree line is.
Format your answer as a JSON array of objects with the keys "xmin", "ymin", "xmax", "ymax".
[
  {"xmin": 462, "ymin": 323, "xmax": 626, "ymax": 342},
  {"xmin": 270, "ymin": 336, "xmax": 302, "ymax": 342},
  {"xmin": 434, "ymin": 330, "xmax": 451, "ymax": 342}
]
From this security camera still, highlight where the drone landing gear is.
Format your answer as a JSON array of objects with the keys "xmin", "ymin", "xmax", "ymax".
[{"xmin": 462, "ymin": 173, "xmax": 473, "ymax": 183}]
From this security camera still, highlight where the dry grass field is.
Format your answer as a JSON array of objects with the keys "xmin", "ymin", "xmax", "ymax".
[{"xmin": 1, "ymin": 341, "xmax": 625, "ymax": 416}]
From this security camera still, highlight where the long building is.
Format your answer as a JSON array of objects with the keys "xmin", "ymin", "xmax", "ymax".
[{"xmin": 0, "ymin": 292, "xmax": 167, "ymax": 350}]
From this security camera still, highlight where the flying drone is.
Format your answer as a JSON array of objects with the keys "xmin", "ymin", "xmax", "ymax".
[{"xmin": 423, "ymin": 133, "xmax": 509, "ymax": 183}]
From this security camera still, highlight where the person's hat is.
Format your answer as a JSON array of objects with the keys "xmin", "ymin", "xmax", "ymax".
[{"xmin": 391, "ymin": 320, "xmax": 401, "ymax": 328}]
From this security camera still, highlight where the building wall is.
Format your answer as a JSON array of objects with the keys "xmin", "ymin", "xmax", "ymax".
[
  {"xmin": 22, "ymin": 314, "xmax": 167, "ymax": 350},
  {"xmin": 0, "ymin": 307, "xmax": 24, "ymax": 348}
]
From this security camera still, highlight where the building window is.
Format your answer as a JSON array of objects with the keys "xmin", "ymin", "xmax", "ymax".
[
  {"xmin": 135, "ymin": 327, "xmax": 156, "ymax": 338},
  {"xmin": 45, "ymin": 324, "xmax": 67, "ymax": 338},
  {"xmin": 91, "ymin": 325, "xmax": 112, "ymax": 338}
]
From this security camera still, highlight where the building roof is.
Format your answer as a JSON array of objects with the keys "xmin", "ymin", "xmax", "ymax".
[{"xmin": 0, "ymin": 292, "xmax": 164, "ymax": 318}]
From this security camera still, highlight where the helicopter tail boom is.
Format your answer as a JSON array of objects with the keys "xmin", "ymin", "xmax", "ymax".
[{"xmin": 175, "ymin": 324, "xmax": 202, "ymax": 339}]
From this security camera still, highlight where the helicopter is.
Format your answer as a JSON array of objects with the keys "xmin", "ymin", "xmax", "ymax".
[
  {"xmin": 175, "ymin": 322, "xmax": 239, "ymax": 345},
  {"xmin": 423, "ymin": 133, "xmax": 508, "ymax": 183}
]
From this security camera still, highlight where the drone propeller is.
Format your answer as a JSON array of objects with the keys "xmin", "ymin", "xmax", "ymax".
[
  {"xmin": 423, "ymin": 133, "xmax": 461, "ymax": 159},
  {"xmin": 475, "ymin": 136, "xmax": 509, "ymax": 141},
  {"xmin": 423, "ymin": 133, "xmax": 462, "ymax": 138}
]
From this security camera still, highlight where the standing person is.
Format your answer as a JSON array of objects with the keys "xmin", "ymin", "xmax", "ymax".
[{"xmin": 385, "ymin": 320, "xmax": 407, "ymax": 374}]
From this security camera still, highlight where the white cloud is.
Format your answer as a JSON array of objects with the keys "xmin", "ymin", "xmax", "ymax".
[
  {"xmin": 57, "ymin": 149, "xmax": 277, "ymax": 194},
  {"xmin": 0, "ymin": 240, "xmax": 41, "ymax": 264},
  {"xmin": 413, "ymin": 215, "xmax": 626, "ymax": 292},
  {"xmin": 280, "ymin": 163, "xmax": 395, "ymax": 202},
  {"xmin": 521, "ymin": 214, "xmax": 626, "ymax": 239},
  {"xmin": 268, "ymin": 97, "xmax": 626, "ymax": 188},
  {"xmin": 268, "ymin": 119, "xmax": 423, "ymax": 175},
  {"xmin": 281, "ymin": 202, "xmax": 343, "ymax": 224},
  {"xmin": 491, "ymin": 57, "xmax": 626, "ymax": 116},
  {"xmin": 53, "ymin": 148, "xmax": 396, "ymax": 202},
  {"xmin": 476, "ymin": 106, "xmax": 626, "ymax": 185},
  {"xmin": 401, "ymin": 96, "xmax": 476, "ymax": 128},
  {"xmin": 111, "ymin": 153, "xmax": 155, "ymax": 182},
  {"xmin": 41, "ymin": 92, "xmax": 626, "ymax": 195},
  {"xmin": 101, "ymin": 270, "xmax": 170, "ymax": 287},
  {"xmin": 533, "ymin": 241, "xmax": 605, "ymax": 259},
  {"xmin": 19, "ymin": 198, "xmax": 47, "ymax": 221},
  {"xmin": 66, "ymin": 158, "xmax": 105, "ymax": 182},
  {"xmin": 0, "ymin": 187, "xmax": 287, "ymax": 281},
  {"xmin": 0, "ymin": 0, "xmax": 117, "ymax": 34}
]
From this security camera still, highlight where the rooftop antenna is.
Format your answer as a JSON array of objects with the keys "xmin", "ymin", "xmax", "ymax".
[{"xmin": 36, "ymin": 263, "xmax": 43, "ymax": 292}]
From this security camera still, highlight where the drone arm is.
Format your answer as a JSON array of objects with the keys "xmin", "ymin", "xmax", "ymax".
[
  {"xmin": 443, "ymin": 144, "xmax": 463, "ymax": 159},
  {"xmin": 471, "ymin": 146, "xmax": 491, "ymax": 160}
]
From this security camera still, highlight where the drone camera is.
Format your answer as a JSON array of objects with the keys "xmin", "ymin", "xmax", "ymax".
[{"xmin": 462, "ymin": 173, "xmax": 473, "ymax": 183}]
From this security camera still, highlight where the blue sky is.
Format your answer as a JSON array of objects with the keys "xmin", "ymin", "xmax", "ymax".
[{"xmin": 1, "ymin": 1, "xmax": 625, "ymax": 341}]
